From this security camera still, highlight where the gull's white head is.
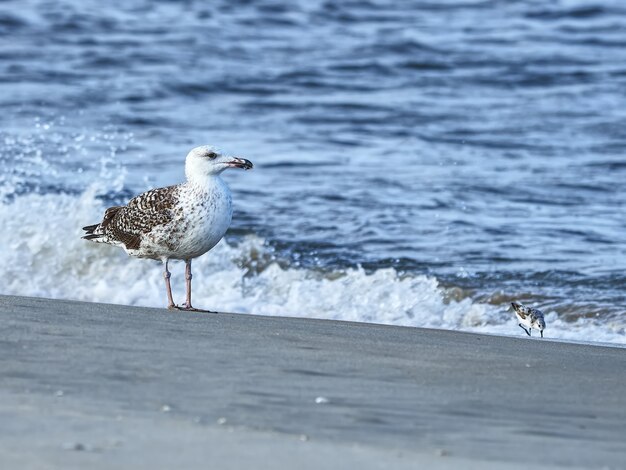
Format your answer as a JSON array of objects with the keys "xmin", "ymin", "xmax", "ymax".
[{"xmin": 185, "ymin": 145, "xmax": 253, "ymax": 183}]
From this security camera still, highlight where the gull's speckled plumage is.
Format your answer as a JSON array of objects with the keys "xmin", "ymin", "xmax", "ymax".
[
  {"xmin": 83, "ymin": 185, "xmax": 181, "ymax": 254},
  {"xmin": 82, "ymin": 145, "xmax": 253, "ymax": 310}
]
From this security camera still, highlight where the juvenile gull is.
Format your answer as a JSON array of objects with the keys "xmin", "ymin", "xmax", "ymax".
[{"xmin": 82, "ymin": 145, "xmax": 253, "ymax": 311}]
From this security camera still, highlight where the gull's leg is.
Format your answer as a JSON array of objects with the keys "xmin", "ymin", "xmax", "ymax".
[
  {"xmin": 177, "ymin": 259, "xmax": 215, "ymax": 313},
  {"xmin": 183, "ymin": 258, "xmax": 193, "ymax": 309},
  {"xmin": 163, "ymin": 258, "xmax": 176, "ymax": 310},
  {"xmin": 518, "ymin": 324, "xmax": 531, "ymax": 336}
]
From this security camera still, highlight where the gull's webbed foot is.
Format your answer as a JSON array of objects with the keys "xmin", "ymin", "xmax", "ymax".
[{"xmin": 176, "ymin": 303, "xmax": 216, "ymax": 314}]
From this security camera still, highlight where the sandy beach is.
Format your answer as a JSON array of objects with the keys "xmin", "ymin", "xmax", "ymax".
[{"xmin": 0, "ymin": 294, "xmax": 625, "ymax": 469}]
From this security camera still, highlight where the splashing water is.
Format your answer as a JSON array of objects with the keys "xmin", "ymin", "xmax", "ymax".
[{"xmin": 1, "ymin": 184, "xmax": 623, "ymax": 345}]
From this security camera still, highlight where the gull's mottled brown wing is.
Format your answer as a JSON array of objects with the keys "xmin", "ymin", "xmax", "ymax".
[{"xmin": 105, "ymin": 185, "xmax": 180, "ymax": 250}]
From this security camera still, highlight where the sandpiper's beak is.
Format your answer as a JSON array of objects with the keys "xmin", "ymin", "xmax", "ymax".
[
  {"xmin": 227, "ymin": 157, "xmax": 253, "ymax": 170},
  {"xmin": 540, "ymin": 330, "xmax": 543, "ymax": 338}
]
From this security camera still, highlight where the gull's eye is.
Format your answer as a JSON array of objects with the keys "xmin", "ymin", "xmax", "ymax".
[{"xmin": 207, "ymin": 152, "xmax": 217, "ymax": 159}]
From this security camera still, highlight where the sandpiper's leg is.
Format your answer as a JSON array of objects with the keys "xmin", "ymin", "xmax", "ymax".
[
  {"xmin": 163, "ymin": 259, "xmax": 176, "ymax": 309},
  {"xmin": 518, "ymin": 324, "xmax": 531, "ymax": 336},
  {"xmin": 184, "ymin": 259, "xmax": 193, "ymax": 309}
]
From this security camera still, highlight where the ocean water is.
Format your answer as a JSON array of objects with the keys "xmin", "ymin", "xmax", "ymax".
[{"xmin": 1, "ymin": 0, "xmax": 625, "ymax": 344}]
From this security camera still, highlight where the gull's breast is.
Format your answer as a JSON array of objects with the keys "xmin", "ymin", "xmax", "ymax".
[{"xmin": 168, "ymin": 181, "xmax": 233, "ymax": 260}]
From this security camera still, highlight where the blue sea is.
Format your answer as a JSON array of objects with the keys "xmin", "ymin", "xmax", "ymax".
[{"xmin": 1, "ymin": 0, "xmax": 625, "ymax": 343}]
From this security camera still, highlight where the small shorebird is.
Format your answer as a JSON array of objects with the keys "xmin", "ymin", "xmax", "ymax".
[
  {"xmin": 82, "ymin": 145, "xmax": 253, "ymax": 311},
  {"xmin": 511, "ymin": 302, "xmax": 545, "ymax": 338}
]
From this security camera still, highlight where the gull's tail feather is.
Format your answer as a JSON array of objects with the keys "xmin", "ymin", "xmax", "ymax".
[
  {"xmin": 82, "ymin": 223, "xmax": 99, "ymax": 234},
  {"xmin": 82, "ymin": 223, "xmax": 103, "ymax": 241},
  {"xmin": 82, "ymin": 206, "xmax": 123, "ymax": 242}
]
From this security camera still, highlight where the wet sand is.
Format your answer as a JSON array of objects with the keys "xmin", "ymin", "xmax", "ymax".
[{"xmin": 0, "ymin": 295, "xmax": 624, "ymax": 469}]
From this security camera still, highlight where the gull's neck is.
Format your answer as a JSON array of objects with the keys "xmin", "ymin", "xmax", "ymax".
[{"xmin": 184, "ymin": 173, "xmax": 228, "ymax": 192}]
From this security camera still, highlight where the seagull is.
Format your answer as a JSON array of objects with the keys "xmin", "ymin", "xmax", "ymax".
[
  {"xmin": 511, "ymin": 302, "xmax": 546, "ymax": 338},
  {"xmin": 82, "ymin": 145, "xmax": 253, "ymax": 311}
]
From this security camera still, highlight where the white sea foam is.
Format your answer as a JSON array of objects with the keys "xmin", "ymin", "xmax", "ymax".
[{"xmin": 1, "ymin": 188, "xmax": 624, "ymax": 346}]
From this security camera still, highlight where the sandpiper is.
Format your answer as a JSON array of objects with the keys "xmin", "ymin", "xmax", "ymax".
[{"xmin": 511, "ymin": 302, "xmax": 545, "ymax": 338}]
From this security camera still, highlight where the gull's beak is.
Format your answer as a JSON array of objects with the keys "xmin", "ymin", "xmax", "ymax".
[{"xmin": 227, "ymin": 157, "xmax": 253, "ymax": 170}]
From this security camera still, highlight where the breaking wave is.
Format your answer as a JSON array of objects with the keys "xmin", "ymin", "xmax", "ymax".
[{"xmin": 1, "ymin": 187, "xmax": 624, "ymax": 345}]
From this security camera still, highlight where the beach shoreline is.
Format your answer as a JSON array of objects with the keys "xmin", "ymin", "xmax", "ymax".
[{"xmin": 1, "ymin": 294, "xmax": 625, "ymax": 469}]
